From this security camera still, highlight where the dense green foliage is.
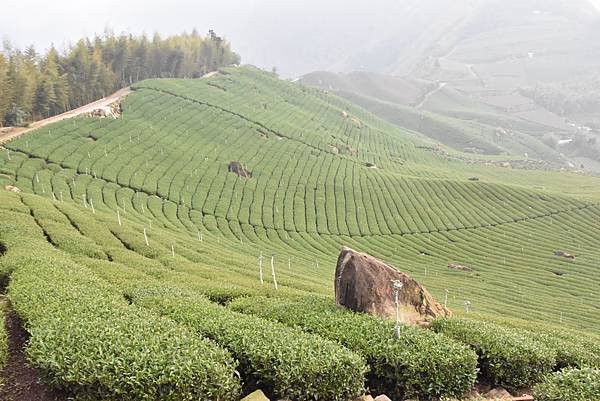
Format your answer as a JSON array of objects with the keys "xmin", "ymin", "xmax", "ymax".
[
  {"xmin": 229, "ymin": 296, "xmax": 478, "ymax": 400},
  {"xmin": 0, "ymin": 30, "xmax": 239, "ymax": 125},
  {"xmin": 131, "ymin": 289, "xmax": 367, "ymax": 401},
  {"xmin": 534, "ymin": 368, "xmax": 600, "ymax": 401},
  {"xmin": 0, "ymin": 206, "xmax": 241, "ymax": 401},
  {"xmin": 466, "ymin": 313, "xmax": 600, "ymax": 369},
  {"xmin": 430, "ymin": 317, "xmax": 556, "ymax": 389},
  {"xmin": 0, "ymin": 67, "xmax": 599, "ymax": 399}
]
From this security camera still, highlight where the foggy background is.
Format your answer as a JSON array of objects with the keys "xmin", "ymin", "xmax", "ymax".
[
  {"xmin": 3, "ymin": 0, "xmax": 598, "ymax": 78},
  {"xmin": 3, "ymin": 0, "xmax": 600, "ymax": 170}
]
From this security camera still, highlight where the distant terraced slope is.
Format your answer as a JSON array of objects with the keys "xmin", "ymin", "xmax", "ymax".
[{"xmin": 1, "ymin": 67, "xmax": 598, "ymax": 333}]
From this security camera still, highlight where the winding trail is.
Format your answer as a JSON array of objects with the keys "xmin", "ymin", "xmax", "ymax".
[
  {"xmin": 0, "ymin": 70, "xmax": 225, "ymax": 146},
  {"xmin": 415, "ymin": 82, "xmax": 447, "ymax": 109},
  {"xmin": 0, "ymin": 87, "xmax": 132, "ymax": 146}
]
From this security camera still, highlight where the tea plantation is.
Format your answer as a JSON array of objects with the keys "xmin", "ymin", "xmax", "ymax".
[{"xmin": 0, "ymin": 66, "xmax": 598, "ymax": 400}]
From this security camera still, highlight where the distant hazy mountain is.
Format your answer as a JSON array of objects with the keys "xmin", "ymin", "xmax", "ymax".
[{"xmin": 299, "ymin": 0, "xmax": 600, "ymax": 171}]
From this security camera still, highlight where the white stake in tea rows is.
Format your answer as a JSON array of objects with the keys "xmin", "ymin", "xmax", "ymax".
[
  {"xmin": 270, "ymin": 255, "xmax": 278, "ymax": 291},
  {"xmin": 391, "ymin": 280, "xmax": 404, "ymax": 338},
  {"xmin": 258, "ymin": 253, "xmax": 264, "ymax": 284}
]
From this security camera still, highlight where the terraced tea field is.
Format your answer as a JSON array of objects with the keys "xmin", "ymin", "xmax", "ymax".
[{"xmin": 0, "ymin": 66, "xmax": 599, "ymax": 400}]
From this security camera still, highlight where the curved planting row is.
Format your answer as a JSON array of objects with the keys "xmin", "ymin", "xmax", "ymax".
[
  {"xmin": 130, "ymin": 288, "xmax": 367, "ymax": 401},
  {"xmin": 0, "ymin": 205, "xmax": 241, "ymax": 401},
  {"xmin": 430, "ymin": 317, "xmax": 556, "ymax": 389},
  {"xmin": 534, "ymin": 368, "xmax": 600, "ymax": 401},
  {"xmin": 229, "ymin": 296, "xmax": 478, "ymax": 400},
  {"xmin": 6, "ymin": 67, "xmax": 588, "ymax": 243}
]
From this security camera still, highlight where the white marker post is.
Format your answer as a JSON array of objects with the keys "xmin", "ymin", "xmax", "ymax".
[
  {"xmin": 392, "ymin": 280, "xmax": 404, "ymax": 338},
  {"xmin": 271, "ymin": 255, "xmax": 278, "ymax": 291},
  {"xmin": 143, "ymin": 228, "xmax": 149, "ymax": 245},
  {"xmin": 464, "ymin": 300, "xmax": 471, "ymax": 313},
  {"xmin": 444, "ymin": 289, "xmax": 449, "ymax": 308},
  {"xmin": 259, "ymin": 253, "xmax": 264, "ymax": 285},
  {"xmin": 117, "ymin": 209, "xmax": 122, "ymax": 226},
  {"xmin": 198, "ymin": 230, "xmax": 203, "ymax": 242},
  {"xmin": 82, "ymin": 194, "xmax": 88, "ymax": 208},
  {"xmin": 90, "ymin": 198, "xmax": 96, "ymax": 214},
  {"xmin": 171, "ymin": 244, "xmax": 175, "ymax": 258},
  {"xmin": 60, "ymin": 192, "xmax": 63, "ymax": 202}
]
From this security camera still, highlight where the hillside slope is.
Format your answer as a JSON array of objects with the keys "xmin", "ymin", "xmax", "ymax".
[
  {"xmin": 299, "ymin": 0, "xmax": 600, "ymax": 171},
  {"xmin": 0, "ymin": 66, "xmax": 599, "ymax": 399},
  {"xmin": 2, "ymin": 66, "xmax": 599, "ymax": 326}
]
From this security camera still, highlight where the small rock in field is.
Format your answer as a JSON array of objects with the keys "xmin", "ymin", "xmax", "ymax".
[
  {"xmin": 352, "ymin": 396, "xmax": 374, "ymax": 401},
  {"xmin": 374, "ymin": 395, "xmax": 392, "ymax": 401},
  {"xmin": 240, "ymin": 389, "xmax": 270, "ymax": 401},
  {"xmin": 484, "ymin": 387, "xmax": 511, "ymax": 400}
]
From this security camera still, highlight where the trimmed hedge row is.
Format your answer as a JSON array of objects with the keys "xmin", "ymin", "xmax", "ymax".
[
  {"xmin": 0, "ymin": 209, "xmax": 242, "ymax": 401},
  {"xmin": 534, "ymin": 368, "xmax": 600, "ymax": 401},
  {"xmin": 130, "ymin": 288, "xmax": 368, "ymax": 401},
  {"xmin": 228, "ymin": 296, "xmax": 478, "ymax": 400},
  {"xmin": 431, "ymin": 317, "xmax": 556, "ymax": 389},
  {"xmin": 467, "ymin": 313, "xmax": 600, "ymax": 369}
]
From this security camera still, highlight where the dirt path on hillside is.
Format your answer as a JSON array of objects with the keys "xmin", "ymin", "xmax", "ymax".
[
  {"xmin": 0, "ymin": 87, "xmax": 132, "ymax": 146},
  {"xmin": 415, "ymin": 82, "xmax": 447, "ymax": 109},
  {"xmin": 0, "ymin": 301, "xmax": 68, "ymax": 401}
]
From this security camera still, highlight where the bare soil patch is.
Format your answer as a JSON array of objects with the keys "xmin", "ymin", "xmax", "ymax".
[{"xmin": 0, "ymin": 302, "xmax": 68, "ymax": 401}]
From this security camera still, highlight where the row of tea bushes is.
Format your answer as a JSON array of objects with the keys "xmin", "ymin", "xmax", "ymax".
[
  {"xmin": 431, "ymin": 317, "xmax": 556, "ymax": 389},
  {"xmin": 228, "ymin": 296, "xmax": 478, "ymax": 400},
  {"xmin": 534, "ymin": 368, "xmax": 600, "ymax": 401},
  {"xmin": 0, "ymin": 204, "xmax": 242, "ymax": 401},
  {"xmin": 130, "ymin": 288, "xmax": 368, "ymax": 401}
]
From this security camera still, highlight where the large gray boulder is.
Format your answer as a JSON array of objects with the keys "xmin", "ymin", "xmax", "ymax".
[{"xmin": 334, "ymin": 247, "xmax": 451, "ymax": 325}]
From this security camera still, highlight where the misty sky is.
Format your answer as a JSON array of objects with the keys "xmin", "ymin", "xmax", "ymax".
[
  {"xmin": 2, "ymin": 0, "xmax": 600, "ymax": 77},
  {"xmin": 1, "ymin": 0, "xmax": 397, "ymax": 77}
]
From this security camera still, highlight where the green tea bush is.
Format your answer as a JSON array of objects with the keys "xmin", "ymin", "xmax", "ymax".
[
  {"xmin": 1, "ymin": 214, "xmax": 241, "ymax": 401},
  {"xmin": 131, "ymin": 288, "xmax": 367, "ymax": 401},
  {"xmin": 431, "ymin": 317, "xmax": 556, "ymax": 389},
  {"xmin": 466, "ymin": 313, "xmax": 600, "ymax": 369},
  {"xmin": 534, "ymin": 368, "xmax": 600, "ymax": 401},
  {"xmin": 229, "ymin": 296, "xmax": 477, "ymax": 400}
]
